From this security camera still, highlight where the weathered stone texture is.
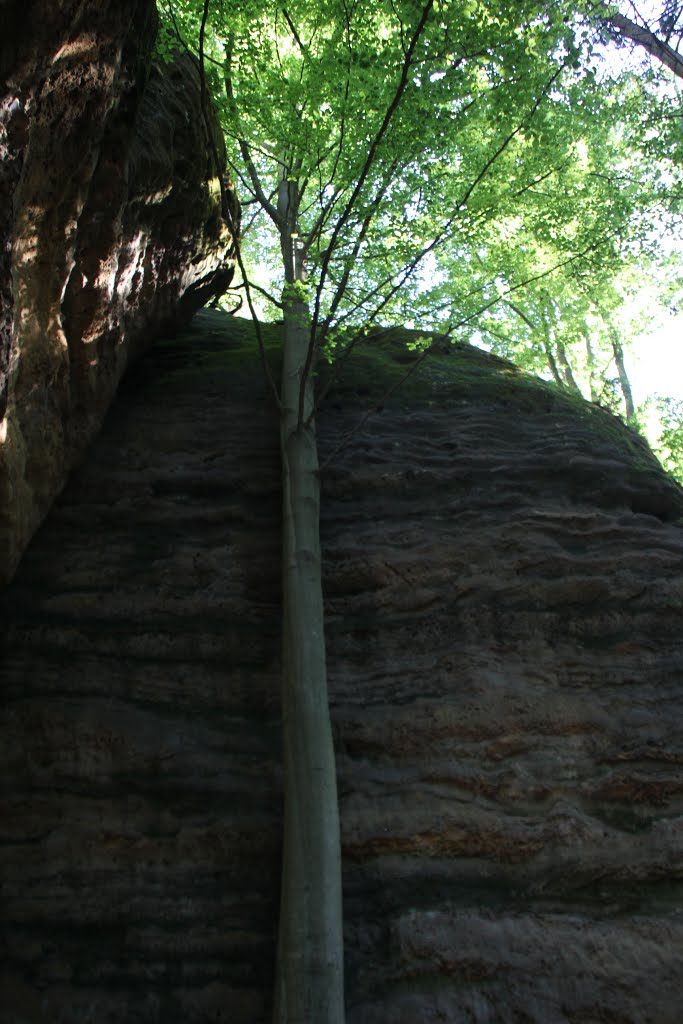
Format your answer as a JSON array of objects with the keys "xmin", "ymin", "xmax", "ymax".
[
  {"xmin": 0, "ymin": 0, "xmax": 238, "ymax": 584},
  {"xmin": 2, "ymin": 311, "xmax": 683, "ymax": 1022},
  {"xmin": 1, "ymin": 313, "xmax": 281, "ymax": 1023},
  {"xmin": 319, "ymin": 336, "xmax": 683, "ymax": 1023}
]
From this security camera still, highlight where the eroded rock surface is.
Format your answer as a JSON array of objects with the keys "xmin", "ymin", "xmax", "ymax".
[
  {"xmin": 0, "ymin": 0, "xmax": 238, "ymax": 583},
  {"xmin": 320, "ymin": 330, "xmax": 683, "ymax": 1023},
  {"xmin": 2, "ymin": 311, "xmax": 683, "ymax": 1023}
]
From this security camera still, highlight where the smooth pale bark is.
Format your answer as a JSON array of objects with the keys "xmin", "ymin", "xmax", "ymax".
[
  {"xmin": 556, "ymin": 340, "xmax": 581, "ymax": 393},
  {"xmin": 581, "ymin": 327, "xmax": 600, "ymax": 403},
  {"xmin": 273, "ymin": 281, "xmax": 345, "ymax": 1022},
  {"xmin": 610, "ymin": 328, "xmax": 636, "ymax": 422}
]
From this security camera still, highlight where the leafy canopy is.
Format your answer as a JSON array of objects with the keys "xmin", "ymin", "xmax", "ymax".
[
  {"xmin": 158, "ymin": 0, "xmax": 683, "ymax": 458},
  {"xmin": 157, "ymin": 2, "xmax": 672, "ymax": 339}
]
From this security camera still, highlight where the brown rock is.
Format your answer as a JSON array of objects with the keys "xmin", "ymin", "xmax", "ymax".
[
  {"xmin": 2, "ymin": 312, "xmax": 683, "ymax": 1022},
  {"xmin": 0, "ymin": 0, "xmax": 239, "ymax": 584}
]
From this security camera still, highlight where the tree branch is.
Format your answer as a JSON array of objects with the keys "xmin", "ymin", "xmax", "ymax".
[
  {"xmin": 224, "ymin": 35, "xmax": 281, "ymax": 225},
  {"xmin": 309, "ymin": 0, "xmax": 436, "ymax": 346},
  {"xmin": 191, "ymin": 2, "xmax": 282, "ymax": 408},
  {"xmin": 605, "ymin": 9, "xmax": 683, "ymax": 78},
  {"xmin": 282, "ymin": 7, "xmax": 309, "ymax": 59}
]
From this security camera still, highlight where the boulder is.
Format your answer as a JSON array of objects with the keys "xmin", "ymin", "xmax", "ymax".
[
  {"xmin": 2, "ymin": 310, "xmax": 683, "ymax": 1022},
  {"xmin": 0, "ymin": 0, "xmax": 239, "ymax": 583}
]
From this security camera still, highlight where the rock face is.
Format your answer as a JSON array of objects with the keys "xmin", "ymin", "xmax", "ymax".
[
  {"xmin": 0, "ymin": 0, "xmax": 239, "ymax": 584},
  {"xmin": 2, "ymin": 310, "xmax": 683, "ymax": 1023}
]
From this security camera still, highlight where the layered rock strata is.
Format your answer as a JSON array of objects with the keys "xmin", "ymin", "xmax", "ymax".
[
  {"xmin": 0, "ymin": 0, "xmax": 238, "ymax": 584},
  {"xmin": 321, "ymin": 329, "xmax": 683, "ymax": 1023},
  {"xmin": 2, "ymin": 311, "xmax": 683, "ymax": 1022}
]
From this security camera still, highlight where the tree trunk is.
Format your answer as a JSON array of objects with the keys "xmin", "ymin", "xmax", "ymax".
[
  {"xmin": 581, "ymin": 326, "xmax": 600, "ymax": 402},
  {"xmin": 610, "ymin": 328, "xmax": 636, "ymax": 423},
  {"xmin": 605, "ymin": 9, "xmax": 683, "ymax": 80},
  {"xmin": 555, "ymin": 340, "xmax": 581, "ymax": 393},
  {"xmin": 273, "ymin": 182, "xmax": 344, "ymax": 1023}
]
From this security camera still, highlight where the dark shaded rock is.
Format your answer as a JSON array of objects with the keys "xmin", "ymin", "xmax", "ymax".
[
  {"xmin": 2, "ymin": 311, "xmax": 683, "ymax": 1022},
  {"xmin": 319, "ymin": 331, "xmax": 683, "ymax": 1024},
  {"xmin": 1, "ymin": 312, "xmax": 281, "ymax": 1023},
  {"xmin": 0, "ymin": 0, "xmax": 239, "ymax": 584}
]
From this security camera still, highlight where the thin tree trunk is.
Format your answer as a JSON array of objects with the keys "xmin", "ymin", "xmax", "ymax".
[
  {"xmin": 543, "ymin": 340, "xmax": 564, "ymax": 387},
  {"xmin": 581, "ymin": 326, "xmax": 600, "ymax": 402},
  {"xmin": 555, "ymin": 340, "xmax": 581, "ymax": 393},
  {"xmin": 273, "ymin": 183, "xmax": 344, "ymax": 1024},
  {"xmin": 610, "ymin": 328, "xmax": 636, "ymax": 422},
  {"xmin": 540, "ymin": 309, "xmax": 564, "ymax": 387}
]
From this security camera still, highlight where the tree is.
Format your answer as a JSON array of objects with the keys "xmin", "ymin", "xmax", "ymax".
[
  {"xmin": 472, "ymin": 258, "xmax": 683, "ymax": 424},
  {"xmin": 600, "ymin": 1, "xmax": 683, "ymax": 79},
  {"xmin": 653, "ymin": 396, "xmax": 683, "ymax": 482},
  {"xmin": 157, "ymin": 1, "xmax": 683, "ymax": 1019}
]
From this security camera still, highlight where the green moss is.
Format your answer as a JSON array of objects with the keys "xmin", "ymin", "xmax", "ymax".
[
  {"xmin": 322, "ymin": 324, "xmax": 670, "ymax": 477},
  {"xmin": 144, "ymin": 310, "xmax": 680, "ymax": 499},
  {"xmin": 147, "ymin": 309, "xmax": 283, "ymax": 387},
  {"xmin": 317, "ymin": 325, "xmax": 551, "ymax": 409}
]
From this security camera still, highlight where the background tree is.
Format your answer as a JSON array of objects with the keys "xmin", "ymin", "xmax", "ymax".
[
  {"xmin": 600, "ymin": 0, "xmax": 683, "ymax": 79},
  {"xmin": 653, "ymin": 395, "xmax": 683, "ymax": 481},
  {"xmin": 157, "ymin": 1, "xmax": 683, "ymax": 1019}
]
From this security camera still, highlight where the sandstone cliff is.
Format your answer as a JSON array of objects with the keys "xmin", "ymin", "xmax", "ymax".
[
  {"xmin": 2, "ymin": 310, "xmax": 683, "ymax": 1023},
  {"xmin": 0, "ymin": 0, "xmax": 238, "ymax": 584}
]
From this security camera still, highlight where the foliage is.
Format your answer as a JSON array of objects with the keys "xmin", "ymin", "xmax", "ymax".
[
  {"xmin": 652, "ymin": 396, "xmax": 683, "ymax": 483},
  {"xmin": 157, "ymin": 1, "xmax": 679, "ymax": 349},
  {"xmin": 156, "ymin": 3, "xmax": 683, "ymax": 478}
]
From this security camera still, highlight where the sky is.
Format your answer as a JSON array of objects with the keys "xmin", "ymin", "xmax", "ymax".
[
  {"xmin": 631, "ymin": 314, "xmax": 683, "ymax": 405},
  {"xmin": 588, "ymin": 3, "xmax": 683, "ymax": 413}
]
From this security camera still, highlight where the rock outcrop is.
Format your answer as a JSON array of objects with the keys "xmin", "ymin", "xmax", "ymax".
[
  {"xmin": 0, "ymin": 0, "xmax": 239, "ymax": 584},
  {"xmin": 2, "ymin": 310, "xmax": 683, "ymax": 1023}
]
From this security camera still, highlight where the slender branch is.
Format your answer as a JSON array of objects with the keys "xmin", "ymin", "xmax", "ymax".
[
  {"xmin": 309, "ymin": 0, "xmax": 436, "ymax": 345},
  {"xmin": 224, "ymin": 36, "xmax": 281, "ymax": 225},
  {"xmin": 163, "ymin": 1, "xmax": 197, "ymax": 62},
  {"xmin": 303, "ymin": 99, "xmax": 351, "ymax": 249},
  {"xmin": 303, "ymin": 158, "xmax": 401, "ymax": 404},
  {"xmin": 282, "ymin": 7, "xmax": 309, "ymax": 58},
  {"xmin": 227, "ymin": 204, "xmax": 283, "ymax": 410},
  {"xmin": 241, "ymin": 278, "xmax": 285, "ymax": 310},
  {"xmin": 305, "ymin": 15, "xmax": 560, "ymax": 407},
  {"xmin": 543, "ymin": 339, "xmax": 564, "ymax": 386},
  {"xmin": 237, "ymin": 195, "xmax": 273, "ymax": 237},
  {"xmin": 310, "ymin": 316, "xmax": 385, "ymax": 419},
  {"xmin": 304, "ymin": 45, "xmax": 353, "ymax": 245},
  {"xmin": 512, "ymin": 160, "xmax": 570, "ymax": 198},
  {"xmin": 457, "ymin": 66, "xmax": 565, "ymax": 211},
  {"xmin": 556, "ymin": 339, "xmax": 582, "ymax": 392},
  {"xmin": 223, "ymin": 128, "xmax": 290, "ymax": 170},
  {"xmin": 303, "ymin": 183, "xmax": 346, "ymax": 250},
  {"xmin": 504, "ymin": 300, "xmax": 535, "ymax": 329},
  {"xmin": 215, "ymin": 289, "xmax": 244, "ymax": 314},
  {"xmin": 322, "ymin": 160, "xmax": 400, "ymax": 328},
  {"xmin": 198, "ymin": 0, "xmax": 211, "ymax": 123},
  {"xmin": 311, "ymin": 50, "xmax": 572, "ymax": 364},
  {"xmin": 477, "ymin": 323, "xmax": 518, "ymax": 348},
  {"xmin": 319, "ymin": 342, "xmax": 437, "ymax": 469},
  {"xmin": 192, "ymin": 1, "xmax": 282, "ymax": 408}
]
